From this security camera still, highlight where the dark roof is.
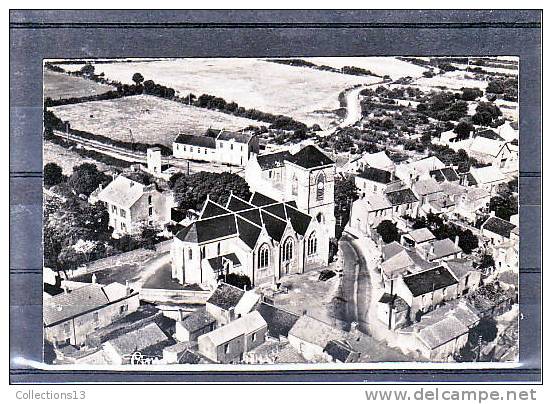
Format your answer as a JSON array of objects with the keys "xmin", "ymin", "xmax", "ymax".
[
  {"xmin": 177, "ymin": 349, "xmax": 203, "ymax": 364},
  {"xmin": 323, "ymin": 340, "xmax": 357, "ymax": 363},
  {"xmin": 176, "ymin": 214, "xmax": 237, "ymax": 243},
  {"xmin": 386, "ymin": 188, "xmax": 419, "ymax": 206},
  {"xmin": 217, "ymin": 130, "xmax": 254, "ymax": 143},
  {"xmin": 236, "ymin": 217, "xmax": 262, "ymax": 249},
  {"xmin": 250, "ymin": 192, "xmax": 278, "ymax": 207},
  {"xmin": 263, "ymin": 203, "xmax": 287, "ymax": 220},
  {"xmin": 237, "ymin": 208, "xmax": 262, "ymax": 226},
  {"xmin": 476, "ymin": 129, "xmax": 503, "ymax": 141},
  {"xmin": 226, "ymin": 194, "xmax": 256, "ymax": 212},
  {"xmin": 206, "ymin": 283, "xmax": 245, "ymax": 311},
  {"xmin": 201, "ymin": 200, "xmax": 231, "ymax": 219},
  {"xmin": 285, "ymin": 205, "xmax": 312, "ymax": 236},
  {"xmin": 430, "ymin": 167, "xmax": 459, "ymax": 183},
  {"xmin": 261, "ymin": 211, "xmax": 288, "ymax": 242},
  {"xmin": 465, "ymin": 172, "xmax": 477, "ymax": 186},
  {"xmin": 287, "ymin": 145, "xmax": 335, "ymax": 169},
  {"xmin": 180, "ymin": 308, "xmax": 216, "ymax": 332},
  {"xmin": 256, "ymin": 151, "xmax": 292, "ymax": 170},
  {"xmin": 175, "ymin": 134, "xmax": 216, "ymax": 149},
  {"xmin": 403, "ymin": 266, "xmax": 459, "ymax": 297},
  {"xmin": 378, "ymin": 293, "xmax": 410, "ymax": 312},
  {"xmin": 357, "ymin": 167, "xmax": 393, "ymax": 184},
  {"xmin": 257, "ymin": 302, "xmax": 300, "ymax": 338},
  {"xmin": 482, "ymin": 216, "xmax": 517, "ymax": 238},
  {"xmin": 207, "ymin": 253, "xmax": 242, "ymax": 272}
]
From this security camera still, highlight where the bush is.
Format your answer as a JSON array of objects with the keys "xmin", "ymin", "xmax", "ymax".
[
  {"xmin": 44, "ymin": 163, "xmax": 64, "ymax": 187},
  {"xmin": 376, "ymin": 220, "xmax": 399, "ymax": 243}
]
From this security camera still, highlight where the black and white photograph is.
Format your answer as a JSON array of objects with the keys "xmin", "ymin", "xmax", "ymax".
[{"xmin": 41, "ymin": 56, "xmax": 520, "ymax": 367}]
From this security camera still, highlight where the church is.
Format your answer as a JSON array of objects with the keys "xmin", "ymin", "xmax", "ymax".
[{"xmin": 171, "ymin": 144, "xmax": 337, "ymax": 289}]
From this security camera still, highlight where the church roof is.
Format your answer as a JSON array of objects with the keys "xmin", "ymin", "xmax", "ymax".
[
  {"xmin": 287, "ymin": 145, "xmax": 335, "ymax": 169},
  {"xmin": 174, "ymin": 134, "xmax": 217, "ymax": 149},
  {"xmin": 201, "ymin": 200, "xmax": 231, "ymax": 219},
  {"xmin": 256, "ymin": 151, "xmax": 292, "ymax": 170},
  {"xmin": 217, "ymin": 130, "xmax": 254, "ymax": 144},
  {"xmin": 250, "ymin": 192, "xmax": 278, "ymax": 207}
]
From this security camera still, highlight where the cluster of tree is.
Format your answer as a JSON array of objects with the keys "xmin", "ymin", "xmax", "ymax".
[
  {"xmin": 44, "ymin": 62, "xmax": 66, "ymax": 73},
  {"xmin": 489, "ymin": 194, "xmax": 518, "ymax": 221},
  {"xmin": 170, "ymin": 171, "xmax": 251, "ymax": 212},
  {"xmin": 411, "ymin": 213, "xmax": 479, "ymax": 253},
  {"xmin": 269, "ymin": 59, "xmax": 381, "ymax": 78},
  {"xmin": 427, "ymin": 145, "xmax": 485, "ymax": 172},
  {"xmin": 471, "ymin": 101, "xmax": 503, "ymax": 126},
  {"xmin": 334, "ymin": 176, "xmax": 359, "ymax": 238},
  {"xmin": 43, "ymin": 162, "xmax": 65, "ymax": 187},
  {"xmin": 376, "ymin": 220, "xmax": 400, "ymax": 243},
  {"xmin": 453, "ymin": 119, "xmax": 475, "ymax": 140},
  {"xmin": 455, "ymin": 317, "xmax": 498, "ymax": 362},
  {"xmin": 416, "ymin": 91, "xmax": 469, "ymax": 122},
  {"xmin": 486, "ymin": 78, "xmax": 518, "ymax": 102}
]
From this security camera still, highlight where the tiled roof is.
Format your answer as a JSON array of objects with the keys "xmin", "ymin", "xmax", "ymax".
[
  {"xmin": 175, "ymin": 214, "xmax": 237, "ymax": 244},
  {"xmin": 445, "ymin": 259, "xmax": 475, "ymax": 280},
  {"xmin": 217, "ymin": 130, "xmax": 254, "ymax": 143},
  {"xmin": 470, "ymin": 166, "xmax": 506, "ymax": 185},
  {"xmin": 226, "ymin": 194, "xmax": 256, "ymax": 212},
  {"xmin": 416, "ymin": 317, "xmax": 468, "ymax": 349},
  {"xmin": 323, "ymin": 340, "xmax": 358, "ymax": 363},
  {"xmin": 44, "ymin": 282, "xmax": 131, "ymax": 326},
  {"xmin": 174, "ymin": 134, "xmax": 217, "ymax": 149},
  {"xmin": 413, "ymin": 177, "xmax": 442, "ymax": 196},
  {"xmin": 284, "ymin": 205, "xmax": 312, "ymax": 236},
  {"xmin": 179, "ymin": 308, "xmax": 216, "ymax": 332},
  {"xmin": 380, "ymin": 250, "xmax": 415, "ymax": 278},
  {"xmin": 236, "ymin": 217, "xmax": 262, "ymax": 249},
  {"xmin": 97, "ymin": 175, "xmax": 149, "ymax": 209},
  {"xmin": 263, "ymin": 203, "xmax": 287, "ymax": 220},
  {"xmin": 250, "ymin": 192, "xmax": 278, "ymax": 207},
  {"xmin": 362, "ymin": 193, "xmax": 393, "ymax": 211},
  {"xmin": 357, "ymin": 167, "xmax": 393, "ymax": 184},
  {"xmin": 200, "ymin": 200, "xmax": 231, "ymax": 219},
  {"xmin": 257, "ymin": 302, "xmax": 300, "ymax": 338},
  {"xmin": 430, "ymin": 167, "xmax": 459, "ymax": 183},
  {"xmin": 206, "ymin": 283, "xmax": 245, "ymax": 311},
  {"xmin": 386, "ymin": 188, "xmax": 418, "ymax": 206},
  {"xmin": 406, "ymin": 228, "xmax": 436, "ymax": 244},
  {"xmin": 403, "ymin": 266, "xmax": 458, "ymax": 297},
  {"xmin": 381, "ymin": 241, "xmax": 405, "ymax": 260},
  {"xmin": 105, "ymin": 323, "xmax": 168, "ymax": 357},
  {"xmin": 207, "ymin": 253, "xmax": 242, "ymax": 272},
  {"xmin": 237, "ymin": 208, "xmax": 262, "ymax": 226},
  {"xmin": 256, "ymin": 151, "xmax": 292, "ymax": 170},
  {"xmin": 482, "ymin": 216, "xmax": 517, "ymax": 238},
  {"xmin": 287, "ymin": 145, "xmax": 335, "ymax": 169},
  {"xmin": 289, "ymin": 315, "xmax": 347, "ymax": 348},
  {"xmin": 378, "ymin": 293, "xmax": 409, "ymax": 312},
  {"xmin": 355, "ymin": 151, "xmax": 395, "ymax": 171},
  {"xmin": 419, "ymin": 238, "xmax": 462, "ymax": 261},
  {"xmin": 260, "ymin": 211, "xmax": 288, "ymax": 242}
]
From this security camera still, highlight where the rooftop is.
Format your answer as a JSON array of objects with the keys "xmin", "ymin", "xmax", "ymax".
[
  {"xmin": 217, "ymin": 130, "xmax": 254, "ymax": 143},
  {"xmin": 97, "ymin": 175, "xmax": 151, "ymax": 209},
  {"xmin": 174, "ymin": 133, "xmax": 217, "ymax": 149},
  {"xmin": 416, "ymin": 316, "xmax": 469, "ymax": 349},
  {"xmin": 378, "ymin": 293, "xmax": 409, "ymax": 312},
  {"xmin": 406, "ymin": 228, "xmax": 436, "ymax": 244},
  {"xmin": 385, "ymin": 188, "xmax": 418, "ymax": 206},
  {"xmin": 206, "ymin": 282, "xmax": 245, "ymax": 311},
  {"xmin": 287, "ymin": 145, "xmax": 335, "ymax": 169},
  {"xmin": 482, "ymin": 216, "xmax": 518, "ymax": 239},
  {"xmin": 105, "ymin": 322, "xmax": 168, "ymax": 357},
  {"xmin": 357, "ymin": 167, "xmax": 393, "ymax": 184},
  {"xmin": 256, "ymin": 150, "xmax": 293, "ymax": 170},
  {"xmin": 179, "ymin": 308, "xmax": 216, "ymax": 332},
  {"xmin": 289, "ymin": 315, "xmax": 347, "ymax": 348},
  {"xmin": 198, "ymin": 310, "xmax": 267, "ymax": 347},
  {"xmin": 256, "ymin": 302, "xmax": 300, "ymax": 338},
  {"xmin": 403, "ymin": 266, "xmax": 459, "ymax": 297},
  {"xmin": 323, "ymin": 340, "xmax": 358, "ymax": 363}
]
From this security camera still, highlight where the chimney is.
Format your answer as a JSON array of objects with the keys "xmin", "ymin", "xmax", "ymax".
[
  {"xmin": 243, "ymin": 284, "xmax": 248, "ymax": 291},
  {"xmin": 62, "ymin": 284, "xmax": 69, "ymax": 294},
  {"xmin": 91, "ymin": 273, "xmax": 97, "ymax": 284},
  {"xmin": 490, "ymin": 210, "xmax": 496, "ymax": 217},
  {"xmin": 125, "ymin": 280, "xmax": 130, "ymax": 295},
  {"xmin": 429, "ymin": 242, "xmax": 435, "ymax": 256},
  {"xmin": 178, "ymin": 309, "xmax": 185, "ymax": 322},
  {"xmin": 454, "ymin": 235, "xmax": 460, "ymax": 247},
  {"xmin": 302, "ymin": 309, "xmax": 308, "ymax": 316}
]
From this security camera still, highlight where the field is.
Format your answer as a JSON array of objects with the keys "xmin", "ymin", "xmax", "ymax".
[
  {"xmin": 304, "ymin": 57, "xmax": 428, "ymax": 80},
  {"xmin": 43, "ymin": 140, "xmax": 110, "ymax": 174},
  {"xmin": 72, "ymin": 58, "xmax": 381, "ymax": 129},
  {"xmin": 412, "ymin": 70, "xmax": 489, "ymax": 91},
  {"xmin": 43, "ymin": 70, "xmax": 116, "ymax": 100},
  {"xmin": 50, "ymin": 95, "xmax": 260, "ymax": 146}
]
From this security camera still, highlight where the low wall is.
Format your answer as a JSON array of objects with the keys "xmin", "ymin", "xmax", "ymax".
[{"xmin": 140, "ymin": 287, "xmax": 211, "ymax": 305}]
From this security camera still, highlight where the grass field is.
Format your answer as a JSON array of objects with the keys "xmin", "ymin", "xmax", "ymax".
[
  {"xmin": 43, "ymin": 70, "xmax": 116, "ymax": 100},
  {"xmin": 50, "ymin": 95, "xmax": 260, "ymax": 146},
  {"xmin": 43, "ymin": 140, "xmax": 110, "ymax": 174},
  {"xmin": 77, "ymin": 58, "xmax": 381, "ymax": 129},
  {"xmin": 304, "ymin": 57, "xmax": 429, "ymax": 80}
]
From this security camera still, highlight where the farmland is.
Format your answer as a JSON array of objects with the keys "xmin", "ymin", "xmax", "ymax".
[
  {"xmin": 304, "ymin": 57, "xmax": 429, "ymax": 80},
  {"xmin": 73, "ymin": 58, "xmax": 381, "ymax": 129},
  {"xmin": 50, "ymin": 94, "xmax": 260, "ymax": 146},
  {"xmin": 43, "ymin": 140, "xmax": 110, "ymax": 174},
  {"xmin": 43, "ymin": 70, "xmax": 116, "ymax": 100}
]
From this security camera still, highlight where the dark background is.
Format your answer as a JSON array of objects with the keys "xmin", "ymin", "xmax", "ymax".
[{"xmin": 9, "ymin": 9, "xmax": 542, "ymax": 383}]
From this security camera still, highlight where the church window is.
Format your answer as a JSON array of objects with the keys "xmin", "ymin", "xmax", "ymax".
[
  {"xmin": 316, "ymin": 172, "xmax": 325, "ymax": 201},
  {"xmin": 307, "ymin": 232, "xmax": 317, "ymax": 256},
  {"xmin": 258, "ymin": 244, "xmax": 270, "ymax": 268},
  {"xmin": 292, "ymin": 174, "xmax": 298, "ymax": 196},
  {"xmin": 283, "ymin": 237, "xmax": 294, "ymax": 261},
  {"xmin": 188, "ymin": 248, "xmax": 193, "ymax": 260}
]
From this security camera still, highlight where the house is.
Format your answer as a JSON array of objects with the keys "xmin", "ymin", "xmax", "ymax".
[
  {"xmin": 385, "ymin": 188, "xmax": 419, "ymax": 217},
  {"xmin": 205, "ymin": 283, "xmax": 245, "ymax": 326},
  {"xmin": 103, "ymin": 322, "xmax": 169, "ymax": 365},
  {"xmin": 163, "ymin": 341, "xmax": 203, "ymax": 364},
  {"xmin": 43, "ymin": 282, "xmax": 140, "ymax": 347},
  {"xmin": 465, "ymin": 136, "xmax": 517, "ymax": 171},
  {"xmin": 175, "ymin": 308, "xmax": 216, "ymax": 342},
  {"xmin": 173, "ymin": 130, "xmax": 259, "ymax": 166},
  {"xmin": 355, "ymin": 167, "xmax": 399, "ymax": 196},
  {"xmin": 401, "ymin": 300, "xmax": 480, "ymax": 361},
  {"xmin": 288, "ymin": 315, "xmax": 347, "ymax": 362},
  {"xmin": 342, "ymin": 150, "xmax": 395, "ymax": 174},
  {"xmin": 323, "ymin": 340, "xmax": 361, "ymax": 363},
  {"xmin": 416, "ymin": 238, "xmax": 462, "ymax": 263},
  {"xmin": 445, "ymin": 259, "xmax": 482, "ymax": 297},
  {"xmin": 376, "ymin": 292, "xmax": 410, "ymax": 330},
  {"xmin": 481, "ymin": 215, "xmax": 519, "ymax": 246},
  {"xmin": 452, "ymin": 186, "xmax": 491, "ymax": 224},
  {"xmin": 401, "ymin": 228, "xmax": 436, "ymax": 249},
  {"xmin": 244, "ymin": 144, "xmax": 336, "ymax": 238},
  {"xmin": 395, "ymin": 156, "xmax": 446, "ymax": 184},
  {"xmin": 394, "ymin": 266, "xmax": 459, "ymax": 320},
  {"xmin": 171, "ymin": 192, "xmax": 330, "ymax": 288},
  {"xmin": 464, "ymin": 166, "xmax": 507, "ymax": 195},
  {"xmin": 256, "ymin": 302, "xmax": 300, "ymax": 339},
  {"xmin": 429, "ymin": 167, "xmax": 460, "ymax": 183},
  {"xmin": 197, "ymin": 310, "xmax": 268, "ymax": 364},
  {"xmin": 348, "ymin": 193, "xmax": 394, "ymax": 234},
  {"xmin": 96, "ymin": 175, "xmax": 170, "ymax": 236}
]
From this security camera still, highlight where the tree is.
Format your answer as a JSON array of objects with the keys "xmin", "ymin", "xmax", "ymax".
[
  {"xmin": 334, "ymin": 176, "xmax": 359, "ymax": 238},
  {"xmin": 453, "ymin": 120, "xmax": 474, "ymax": 140},
  {"xmin": 489, "ymin": 195, "xmax": 518, "ymax": 220},
  {"xmin": 132, "ymin": 72, "xmax": 144, "ymax": 85},
  {"xmin": 67, "ymin": 163, "xmax": 109, "ymax": 197},
  {"xmin": 80, "ymin": 63, "xmax": 95, "ymax": 77},
  {"xmin": 376, "ymin": 220, "xmax": 399, "ymax": 243},
  {"xmin": 460, "ymin": 87, "xmax": 483, "ymax": 101},
  {"xmin": 43, "ymin": 163, "xmax": 64, "ymax": 187},
  {"xmin": 457, "ymin": 229, "xmax": 479, "ymax": 254},
  {"xmin": 472, "ymin": 102, "xmax": 502, "ymax": 127},
  {"xmin": 470, "ymin": 318, "xmax": 498, "ymax": 344},
  {"xmin": 223, "ymin": 273, "xmax": 251, "ymax": 291}
]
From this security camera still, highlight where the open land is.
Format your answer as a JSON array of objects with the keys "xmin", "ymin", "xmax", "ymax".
[
  {"xmin": 50, "ymin": 94, "xmax": 260, "ymax": 146},
  {"xmin": 43, "ymin": 70, "xmax": 116, "ymax": 100},
  {"xmin": 77, "ymin": 58, "xmax": 381, "ymax": 129},
  {"xmin": 43, "ymin": 140, "xmax": 110, "ymax": 174}
]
